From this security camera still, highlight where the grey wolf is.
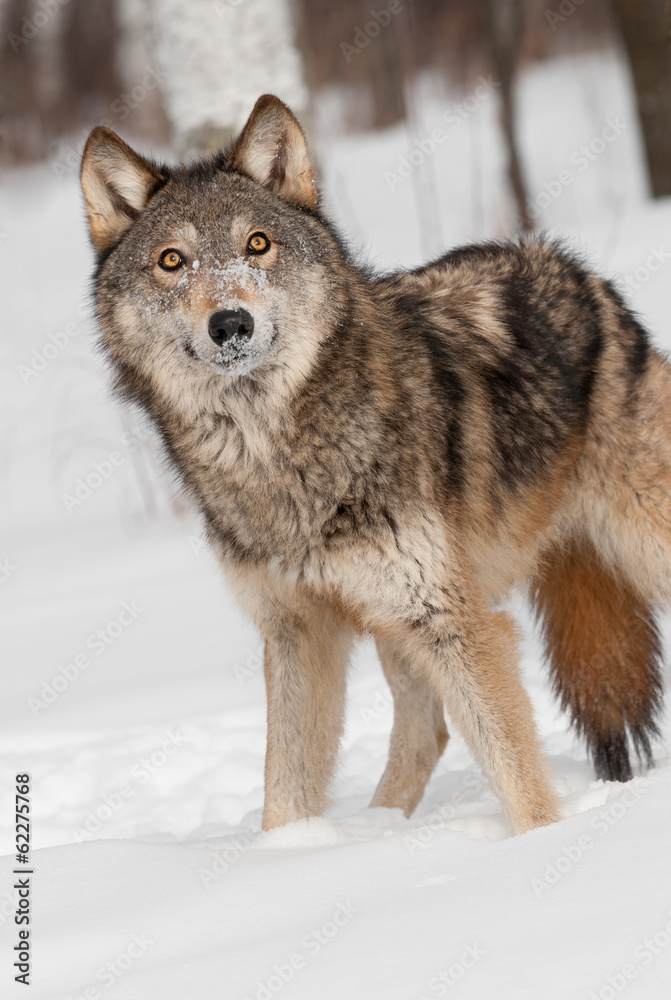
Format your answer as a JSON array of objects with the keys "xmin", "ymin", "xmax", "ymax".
[{"xmin": 80, "ymin": 94, "xmax": 667, "ymax": 835}]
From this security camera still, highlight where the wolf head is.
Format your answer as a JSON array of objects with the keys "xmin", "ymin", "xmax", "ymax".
[{"xmin": 81, "ymin": 96, "xmax": 351, "ymax": 408}]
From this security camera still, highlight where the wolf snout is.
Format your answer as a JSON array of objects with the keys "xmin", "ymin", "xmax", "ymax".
[{"xmin": 208, "ymin": 308, "xmax": 255, "ymax": 346}]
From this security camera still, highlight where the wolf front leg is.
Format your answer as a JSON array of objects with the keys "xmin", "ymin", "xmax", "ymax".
[
  {"xmin": 387, "ymin": 598, "xmax": 559, "ymax": 835},
  {"xmin": 261, "ymin": 606, "xmax": 355, "ymax": 830},
  {"xmin": 370, "ymin": 638, "xmax": 449, "ymax": 816}
]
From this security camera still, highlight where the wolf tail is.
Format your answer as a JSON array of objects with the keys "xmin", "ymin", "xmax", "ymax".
[{"xmin": 530, "ymin": 537, "xmax": 663, "ymax": 782}]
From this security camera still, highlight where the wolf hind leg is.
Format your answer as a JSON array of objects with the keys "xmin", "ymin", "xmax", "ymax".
[
  {"xmin": 388, "ymin": 603, "xmax": 559, "ymax": 835},
  {"xmin": 531, "ymin": 537, "xmax": 664, "ymax": 782},
  {"xmin": 370, "ymin": 638, "xmax": 449, "ymax": 816}
]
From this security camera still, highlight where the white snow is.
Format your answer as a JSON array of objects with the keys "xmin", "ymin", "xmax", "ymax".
[{"xmin": 1, "ymin": 50, "xmax": 671, "ymax": 998}]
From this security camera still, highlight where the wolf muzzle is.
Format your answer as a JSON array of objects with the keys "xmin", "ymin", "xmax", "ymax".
[{"xmin": 208, "ymin": 308, "xmax": 255, "ymax": 346}]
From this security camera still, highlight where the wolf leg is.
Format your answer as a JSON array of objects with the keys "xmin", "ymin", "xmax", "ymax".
[
  {"xmin": 389, "ymin": 600, "xmax": 559, "ymax": 835},
  {"xmin": 261, "ymin": 606, "xmax": 355, "ymax": 830},
  {"xmin": 370, "ymin": 638, "xmax": 448, "ymax": 816},
  {"xmin": 531, "ymin": 538, "xmax": 663, "ymax": 782}
]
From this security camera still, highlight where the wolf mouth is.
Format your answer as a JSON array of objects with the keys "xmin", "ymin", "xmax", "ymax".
[{"xmin": 181, "ymin": 325, "xmax": 278, "ymax": 371}]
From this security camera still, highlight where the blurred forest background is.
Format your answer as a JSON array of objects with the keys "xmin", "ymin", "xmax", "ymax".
[{"xmin": 1, "ymin": 0, "xmax": 670, "ymax": 233}]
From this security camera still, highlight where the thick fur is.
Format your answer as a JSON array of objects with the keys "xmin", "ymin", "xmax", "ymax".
[
  {"xmin": 81, "ymin": 95, "xmax": 667, "ymax": 836},
  {"xmin": 531, "ymin": 539, "xmax": 663, "ymax": 782}
]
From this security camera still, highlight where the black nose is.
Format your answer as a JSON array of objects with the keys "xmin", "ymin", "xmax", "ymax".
[{"xmin": 208, "ymin": 308, "xmax": 254, "ymax": 345}]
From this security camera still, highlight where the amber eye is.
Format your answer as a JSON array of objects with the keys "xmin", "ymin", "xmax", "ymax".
[
  {"xmin": 247, "ymin": 232, "xmax": 270, "ymax": 255},
  {"xmin": 158, "ymin": 249, "xmax": 184, "ymax": 271}
]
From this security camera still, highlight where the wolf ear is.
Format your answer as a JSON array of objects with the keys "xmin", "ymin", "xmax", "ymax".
[
  {"xmin": 80, "ymin": 127, "xmax": 166, "ymax": 253},
  {"xmin": 227, "ymin": 95, "xmax": 318, "ymax": 211}
]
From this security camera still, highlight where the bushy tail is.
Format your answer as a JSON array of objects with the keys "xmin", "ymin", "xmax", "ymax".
[{"xmin": 530, "ymin": 537, "xmax": 663, "ymax": 781}]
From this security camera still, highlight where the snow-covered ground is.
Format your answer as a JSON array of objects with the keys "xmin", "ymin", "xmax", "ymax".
[{"xmin": 1, "ymin": 50, "xmax": 671, "ymax": 998}]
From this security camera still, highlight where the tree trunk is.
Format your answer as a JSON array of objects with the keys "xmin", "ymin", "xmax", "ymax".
[
  {"xmin": 485, "ymin": 0, "xmax": 533, "ymax": 232},
  {"xmin": 0, "ymin": 0, "xmax": 122, "ymax": 165},
  {"xmin": 612, "ymin": 0, "xmax": 671, "ymax": 197}
]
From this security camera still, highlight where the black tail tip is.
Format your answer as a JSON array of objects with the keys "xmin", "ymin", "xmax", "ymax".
[{"xmin": 593, "ymin": 734, "xmax": 634, "ymax": 783}]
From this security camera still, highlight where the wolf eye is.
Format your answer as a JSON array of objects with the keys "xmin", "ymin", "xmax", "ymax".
[
  {"xmin": 247, "ymin": 232, "xmax": 270, "ymax": 255},
  {"xmin": 159, "ymin": 249, "xmax": 183, "ymax": 270}
]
